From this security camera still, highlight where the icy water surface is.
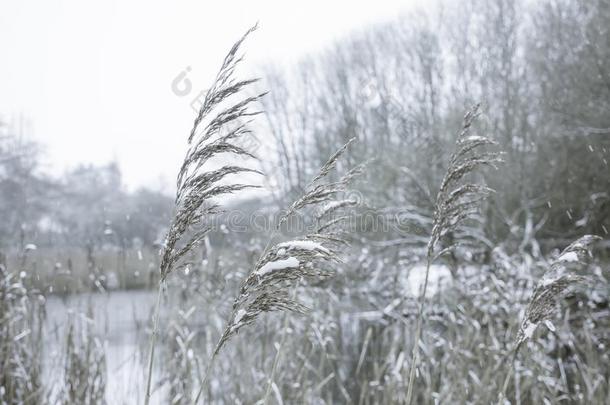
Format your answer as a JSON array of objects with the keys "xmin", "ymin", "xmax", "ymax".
[{"xmin": 44, "ymin": 289, "xmax": 166, "ymax": 404}]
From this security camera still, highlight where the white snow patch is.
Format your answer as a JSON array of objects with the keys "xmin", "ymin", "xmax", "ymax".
[
  {"xmin": 406, "ymin": 264, "xmax": 452, "ymax": 298},
  {"xmin": 106, "ymin": 272, "xmax": 119, "ymax": 290},
  {"xmin": 277, "ymin": 240, "xmax": 330, "ymax": 254},
  {"xmin": 234, "ymin": 309, "xmax": 246, "ymax": 325},
  {"xmin": 575, "ymin": 217, "xmax": 587, "ymax": 227},
  {"xmin": 540, "ymin": 276, "xmax": 558, "ymax": 287},
  {"xmin": 522, "ymin": 321, "xmax": 537, "ymax": 339},
  {"xmin": 257, "ymin": 257, "xmax": 300, "ymax": 276},
  {"xmin": 557, "ymin": 251, "xmax": 579, "ymax": 262},
  {"xmin": 392, "ymin": 351, "xmax": 405, "ymax": 376},
  {"xmin": 462, "ymin": 135, "xmax": 487, "ymax": 142},
  {"xmin": 320, "ymin": 199, "xmax": 354, "ymax": 214}
]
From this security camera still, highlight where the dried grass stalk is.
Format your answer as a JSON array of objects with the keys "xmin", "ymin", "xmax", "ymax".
[
  {"xmin": 60, "ymin": 310, "xmax": 106, "ymax": 405},
  {"xmin": 194, "ymin": 138, "xmax": 363, "ymax": 404},
  {"xmin": 497, "ymin": 234, "xmax": 601, "ymax": 403},
  {"xmin": 144, "ymin": 24, "xmax": 263, "ymax": 405},
  {"xmin": 406, "ymin": 104, "xmax": 501, "ymax": 405},
  {"xmin": 161, "ymin": 23, "xmax": 265, "ymax": 282},
  {"xmin": 515, "ymin": 234, "xmax": 601, "ymax": 351},
  {"xmin": 0, "ymin": 264, "xmax": 45, "ymax": 404}
]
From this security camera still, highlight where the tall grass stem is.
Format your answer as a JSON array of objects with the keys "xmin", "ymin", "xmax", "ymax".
[
  {"xmin": 144, "ymin": 281, "xmax": 163, "ymax": 405},
  {"xmin": 405, "ymin": 258, "xmax": 431, "ymax": 405}
]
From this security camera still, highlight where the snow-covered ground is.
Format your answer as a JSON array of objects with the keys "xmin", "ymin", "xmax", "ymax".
[{"xmin": 405, "ymin": 263, "xmax": 453, "ymax": 298}]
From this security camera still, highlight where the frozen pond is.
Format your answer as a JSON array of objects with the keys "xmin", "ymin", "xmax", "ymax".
[{"xmin": 44, "ymin": 289, "xmax": 166, "ymax": 404}]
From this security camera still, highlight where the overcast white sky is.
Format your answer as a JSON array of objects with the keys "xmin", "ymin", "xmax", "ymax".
[{"xmin": 0, "ymin": 0, "xmax": 419, "ymax": 190}]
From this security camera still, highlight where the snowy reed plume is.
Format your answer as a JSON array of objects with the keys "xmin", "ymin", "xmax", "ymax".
[
  {"xmin": 279, "ymin": 137, "xmax": 361, "ymax": 225},
  {"xmin": 514, "ymin": 234, "xmax": 601, "ymax": 351},
  {"xmin": 497, "ymin": 234, "xmax": 601, "ymax": 403},
  {"xmin": 194, "ymin": 137, "xmax": 363, "ymax": 403},
  {"xmin": 160, "ymin": 23, "xmax": 265, "ymax": 282},
  {"xmin": 145, "ymin": 24, "xmax": 264, "ymax": 405},
  {"xmin": 427, "ymin": 104, "xmax": 502, "ymax": 259},
  {"xmin": 225, "ymin": 139, "xmax": 362, "ymax": 350},
  {"xmin": 406, "ymin": 104, "xmax": 502, "ymax": 404}
]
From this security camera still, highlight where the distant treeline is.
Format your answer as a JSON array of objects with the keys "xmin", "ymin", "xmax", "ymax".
[
  {"xmin": 257, "ymin": 0, "xmax": 610, "ymax": 255},
  {"xmin": 0, "ymin": 130, "xmax": 172, "ymax": 252}
]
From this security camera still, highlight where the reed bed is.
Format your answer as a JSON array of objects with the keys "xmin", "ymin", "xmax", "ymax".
[{"xmin": 1, "ymin": 21, "xmax": 608, "ymax": 405}]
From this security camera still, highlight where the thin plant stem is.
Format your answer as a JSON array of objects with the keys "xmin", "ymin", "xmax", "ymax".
[
  {"xmin": 193, "ymin": 226, "xmax": 281, "ymax": 404},
  {"xmin": 262, "ymin": 310, "xmax": 290, "ymax": 405},
  {"xmin": 497, "ymin": 345, "xmax": 520, "ymax": 404},
  {"xmin": 193, "ymin": 337, "xmax": 222, "ymax": 404},
  {"xmin": 261, "ymin": 245, "xmax": 299, "ymax": 405},
  {"xmin": 144, "ymin": 281, "xmax": 163, "ymax": 405},
  {"xmin": 498, "ymin": 367, "xmax": 512, "ymax": 405},
  {"xmin": 191, "ymin": 140, "xmax": 356, "ymax": 403},
  {"xmin": 405, "ymin": 258, "xmax": 431, "ymax": 405}
]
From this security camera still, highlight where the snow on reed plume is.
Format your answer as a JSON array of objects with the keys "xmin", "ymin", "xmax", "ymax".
[
  {"xmin": 497, "ymin": 234, "xmax": 601, "ymax": 403},
  {"xmin": 160, "ymin": 24, "xmax": 265, "ymax": 282},
  {"xmin": 514, "ymin": 234, "xmax": 601, "ymax": 351},
  {"xmin": 406, "ymin": 103, "xmax": 502, "ymax": 404},
  {"xmin": 194, "ymin": 138, "xmax": 364, "ymax": 404},
  {"xmin": 144, "ymin": 24, "xmax": 264, "ymax": 405}
]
